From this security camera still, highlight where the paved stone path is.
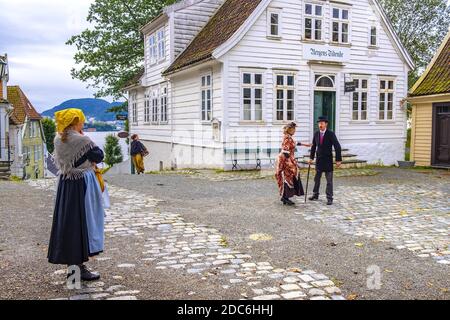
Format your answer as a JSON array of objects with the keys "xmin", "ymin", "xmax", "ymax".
[
  {"xmin": 27, "ymin": 179, "xmax": 346, "ymax": 300},
  {"xmin": 296, "ymin": 184, "xmax": 450, "ymax": 265}
]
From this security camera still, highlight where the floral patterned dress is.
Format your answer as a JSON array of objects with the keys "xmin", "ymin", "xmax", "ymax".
[{"xmin": 275, "ymin": 134, "xmax": 304, "ymax": 198}]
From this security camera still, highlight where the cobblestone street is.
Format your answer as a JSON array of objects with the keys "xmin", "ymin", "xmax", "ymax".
[{"xmin": 0, "ymin": 168, "xmax": 449, "ymax": 300}]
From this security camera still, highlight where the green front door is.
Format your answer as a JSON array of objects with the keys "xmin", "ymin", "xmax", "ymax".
[{"xmin": 314, "ymin": 91, "xmax": 336, "ymax": 132}]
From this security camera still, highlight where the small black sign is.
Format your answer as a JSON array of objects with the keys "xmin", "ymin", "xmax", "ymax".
[
  {"xmin": 116, "ymin": 114, "xmax": 128, "ymax": 121},
  {"xmin": 344, "ymin": 82, "xmax": 356, "ymax": 93}
]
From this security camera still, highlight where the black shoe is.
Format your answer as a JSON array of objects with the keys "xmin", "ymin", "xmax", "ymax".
[
  {"xmin": 281, "ymin": 197, "xmax": 295, "ymax": 206},
  {"xmin": 309, "ymin": 196, "xmax": 319, "ymax": 201},
  {"xmin": 327, "ymin": 199, "xmax": 333, "ymax": 206},
  {"xmin": 80, "ymin": 264, "xmax": 100, "ymax": 281}
]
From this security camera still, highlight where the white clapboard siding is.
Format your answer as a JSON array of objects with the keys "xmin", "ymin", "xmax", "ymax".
[
  {"xmin": 172, "ymin": 0, "xmax": 224, "ymax": 57},
  {"xmin": 170, "ymin": 63, "xmax": 223, "ymax": 148},
  {"xmin": 222, "ymin": 0, "xmax": 408, "ymax": 153},
  {"xmin": 143, "ymin": 22, "xmax": 171, "ymax": 87}
]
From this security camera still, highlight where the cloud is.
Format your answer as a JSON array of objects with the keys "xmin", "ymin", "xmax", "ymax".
[{"xmin": 0, "ymin": 0, "xmax": 107, "ymax": 112}]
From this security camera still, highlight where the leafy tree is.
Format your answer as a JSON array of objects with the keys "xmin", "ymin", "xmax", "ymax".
[
  {"xmin": 67, "ymin": 0, "xmax": 178, "ymax": 100},
  {"xmin": 104, "ymin": 134, "xmax": 123, "ymax": 167},
  {"xmin": 42, "ymin": 118, "xmax": 56, "ymax": 154},
  {"xmin": 379, "ymin": 0, "xmax": 450, "ymax": 87}
]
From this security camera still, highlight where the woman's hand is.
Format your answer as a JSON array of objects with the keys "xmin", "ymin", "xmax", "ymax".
[{"xmin": 299, "ymin": 142, "xmax": 312, "ymax": 147}]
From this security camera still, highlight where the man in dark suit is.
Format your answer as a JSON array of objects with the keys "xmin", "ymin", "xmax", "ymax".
[{"xmin": 308, "ymin": 116, "xmax": 342, "ymax": 205}]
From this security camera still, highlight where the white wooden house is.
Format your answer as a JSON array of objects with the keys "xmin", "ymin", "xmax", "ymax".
[{"xmin": 125, "ymin": 0, "xmax": 413, "ymax": 171}]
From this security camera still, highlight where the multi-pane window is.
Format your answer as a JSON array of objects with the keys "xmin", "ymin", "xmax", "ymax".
[
  {"xmin": 157, "ymin": 28, "xmax": 165, "ymax": 60},
  {"xmin": 160, "ymin": 86, "xmax": 168, "ymax": 123},
  {"xmin": 379, "ymin": 79, "xmax": 395, "ymax": 120},
  {"xmin": 332, "ymin": 7, "xmax": 350, "ymax": 44},
  {"xmin": 144, "ymin": 92, "xmax": 151, "ymax": 123},
  {"xmin": 275, "ymin": 74, "xmax": 295, "ymax": 121},
  {"xmin": 304, "ymin": 3, "xmax": 323, "ymax": 41},
  {"xmin": 201, "ymin": 74, "xmax": 212, "ymax": 122},
  {"xmin": 34, "ymin": 145, "xmax": 41, "ymax": 161},
  {"xmin": 352, "ymin": 78, "xmax": 368, "ymax": 121},
  {"xmin": 149, "ymin": 34, "xmax": 157, "ymax": 65},
  {"xmin": 242, "ymin": 72, "xmax": 263, "ymax": 121},
  {"xmin": 149, "ymin": 27, "xmax": 165, "ymax": 64},
  {"xmin": 131, "ymin": 93, "xmax": 138, "ymax": 124},
  {"xmin": 370, "ymin": 26, "xmax": 377, "ymax": 46},
  {"xmin": 152, "ymin": 88, "xmax": 159, "ymax": 123},
  {"xmin": 267, "ymin": 9, "xmax": 282, "ymax": 37}
]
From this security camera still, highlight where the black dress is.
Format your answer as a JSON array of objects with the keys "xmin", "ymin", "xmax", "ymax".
[{"xmin": 48, "ymin": 147, "xmax": 104, "ymax": 265}]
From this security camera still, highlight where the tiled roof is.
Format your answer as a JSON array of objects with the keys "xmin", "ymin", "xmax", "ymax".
[
  {"xmin": 163, "ymin": 0, "xmax": 262, "ymax": 75},
  {"xmin": 410, "ymin": 32, "xmax": 450, "ymax": 97},
  {"xmin": 7, "ymin": 86, "xmax": 42, "ymax": 125}
]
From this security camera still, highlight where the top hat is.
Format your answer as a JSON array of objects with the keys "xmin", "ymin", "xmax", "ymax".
[{"xmin": 317, "ymin": 116, "xmax": 329, "ymax": 123}]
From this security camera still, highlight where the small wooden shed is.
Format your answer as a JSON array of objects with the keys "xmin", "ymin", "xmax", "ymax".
[{"xmin": 409, "ymin": 30, "xmax": 450, "ymax": 168}]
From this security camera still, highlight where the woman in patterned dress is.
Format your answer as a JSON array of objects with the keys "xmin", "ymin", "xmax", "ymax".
[{"xmin": 275, "ymin": 122, "xmax": 312, "ymax": 205}]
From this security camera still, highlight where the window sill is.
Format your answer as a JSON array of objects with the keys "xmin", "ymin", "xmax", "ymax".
[
  {"xmin": 375, "ymin": 120, "xmax": 396, "ymax": 124},
  {"xmin": 330, "ymin": 42, "xmax": 352, "ymax": 47},
  {"xmin": 238, "ymin": 121, "xmax": 267, "ymax": 126},
  {"xmin": 267, "ymin": 35, "xmax": 282, "ymax": 41},
  {"xmin": 349, "ymin": 120, "xmax": 370, "ymax": 124},
  {"xmin": 201, "ymin": 121, "xmax": 213, "ymax": 125},
  {"xmin": 368, "ymin": 45, "xmax": 379, "ymax": 50},
  {"xmin": 273, "ymin": 120, "xmax": 296, "ymax": 125},
  {"xmin": 301, "ymin": 39, "xmax": 326, "ymax": 45}
]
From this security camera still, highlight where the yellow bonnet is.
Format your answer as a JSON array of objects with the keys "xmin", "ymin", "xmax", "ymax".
[{"xmin": 55, "ymin": 108, "xmax": 86, "ymax": 133}]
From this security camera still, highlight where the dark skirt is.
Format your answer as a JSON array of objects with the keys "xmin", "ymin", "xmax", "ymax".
[
  {"xmin": 48, "ymin": 177, "xmax": 98, "ymax": 265},
  {"xmin": 283, "ymin": 175, "xmax": 305, "ymax": 199}
]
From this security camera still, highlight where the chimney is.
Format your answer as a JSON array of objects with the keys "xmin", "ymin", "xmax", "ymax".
[{"xmin": 0, "ymin": 54, "xmax": 8, "ymax": 100}]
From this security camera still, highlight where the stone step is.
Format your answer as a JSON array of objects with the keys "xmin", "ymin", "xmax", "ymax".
[{"xmin": 299, "ymin": 159, "xmax": 368, "ymax": 169}]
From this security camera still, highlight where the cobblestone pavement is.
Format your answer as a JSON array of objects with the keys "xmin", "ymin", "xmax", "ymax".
[
  {"xmin": 27, "ymin": 179, "xmax": 345, "ymax": 301},
  {"xmin": 296, "ymin": 183, "xmax": 450, "ymax": 266}
]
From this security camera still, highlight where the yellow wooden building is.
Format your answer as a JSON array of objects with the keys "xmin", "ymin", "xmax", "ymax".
[{"xmin": 409, "ymin": 30, "xmax": 450, "ymax": 168}]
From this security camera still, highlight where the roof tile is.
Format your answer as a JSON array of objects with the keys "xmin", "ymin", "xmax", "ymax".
[{"xmin": 7, "ymin": 86, "xmax": 42, "ymax": 125}]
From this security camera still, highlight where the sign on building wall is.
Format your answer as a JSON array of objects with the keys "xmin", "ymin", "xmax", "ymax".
[{"xmin": 303, "ymin": 44, "xmax": 350, "ymax": 63}]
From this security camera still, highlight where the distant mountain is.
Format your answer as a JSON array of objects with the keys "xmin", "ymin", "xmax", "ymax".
[{"xmin": 41, "ymin": 98, "xmax": 125, "ymax": 122}]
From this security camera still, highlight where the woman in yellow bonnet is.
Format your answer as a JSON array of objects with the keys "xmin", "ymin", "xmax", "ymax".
[{"xmin": 48, "ymin": 108, "xmax": 106, "ymax": 281}]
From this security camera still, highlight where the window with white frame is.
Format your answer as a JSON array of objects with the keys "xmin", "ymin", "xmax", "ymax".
[
  {"xmin": 304, "ymin": 3, "xmax": 323, "ymax": 41},
  {"xmin": 352, "ymin": 78, "xmax": 368, "ymax": 121},
  {"xmin": 149, "ymin": 34, "xmax": 157, "ymax": 65},
  {"xmin": 151, "ymin": 88, "xmax": 159, "ymax": 123},
  {"xmin": 242, "ymin": 72, "xmax": 263, "ymax": 121},
  {"xmin": 157, "ymin": 28, "xmax": 165, "ymax": 61},
  {"xmin": 275, "ymin": 74, "xmax": 295, "ymax": 121},
  {"xmin": 201, "ymin": 74, "xmax": 212, "ymax": 122},
  {"xmin": 34, "ymin": 145, "xmax": 41, "ymax": 161},
  {"xmin": 131, "ymin": 93, "xmax": 138, "ymax": 124},
  {"xmin": 267, "ymin": 8, "xmax": 282, "ymax": 37},
  {"xmin": 144, "ymin": 91, "xmax": 151, "ymax": 123},
  {"xmin": 160, "ymin": 86, "xmax": 168, "ymax": 123},
  {"xmin": 379, "ymin": 79, "xmax": 395, "ymax": 120},
  {"xmin": 369, "ymin": 26, "xmax": 377, "ymax": 46},
  {"xmin": 331, "ymin": 7, "xmax": 350, "ymax": 44}
]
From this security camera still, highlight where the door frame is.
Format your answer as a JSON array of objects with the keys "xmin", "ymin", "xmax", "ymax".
[
  {"xmin": 431, "ymin": 102, "xmax": 450, "ymax": 167},
  {"xmin": 313, "ymin": 90, "xmax": 337, "ymax": 132},
  {"xmin": 309, "ymin": 69, "xmax": 341, "ymax": 141}
]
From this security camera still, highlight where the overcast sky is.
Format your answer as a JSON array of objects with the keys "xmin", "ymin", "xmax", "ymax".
[{"xmin": 0, "ymin": 0, "xmax": 101, "ymax": 112}]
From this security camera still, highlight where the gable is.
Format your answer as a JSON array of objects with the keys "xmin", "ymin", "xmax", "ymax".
[
  {"xmin": 163, "ymin": 0, "xmax": 263, "ymax": 75},
  {"xmin": 410, "ymin": 30, "xmax": 450, "ymax": 97}
]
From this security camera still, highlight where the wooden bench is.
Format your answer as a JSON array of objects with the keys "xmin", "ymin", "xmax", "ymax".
[{"xmin": 224, "ymin": 147, "xmax": 304, "ymax": 170}]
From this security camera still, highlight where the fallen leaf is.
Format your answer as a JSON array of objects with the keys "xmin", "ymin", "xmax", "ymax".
[
  {"xmin": 440, "ymin": 288, "xmax": 448, "ymax": 293},
  {"xmin": 355, "ymin": 243, "xmax": 364, "ymax": 248},
  {"xmin": 399, "ymin": 210, "xmax": 408, "ymax": 217},
  {"xmin": 289, "ymin": 268, "xmax": 302, "ymax": 273},
  {"xmin": 347, "ymin": 293, "xmax": 358, "ymax": 300},
  {"xmin": 384, "ymin": 269, "xmax": 393, "ymax": 273}
]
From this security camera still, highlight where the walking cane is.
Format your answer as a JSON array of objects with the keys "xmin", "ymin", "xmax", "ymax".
[{"xmin": 305, "ymin": 163, "xmax": 311, "ymax": 203}]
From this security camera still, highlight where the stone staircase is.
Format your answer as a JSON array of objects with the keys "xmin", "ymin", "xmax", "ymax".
[
  {"xmin": 298, "ymin": 149, "xmax": 367, "ymax": 169},
  {"xmin": 0, "ymin": 161, "xmax": 11, "ymax": 180}
]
